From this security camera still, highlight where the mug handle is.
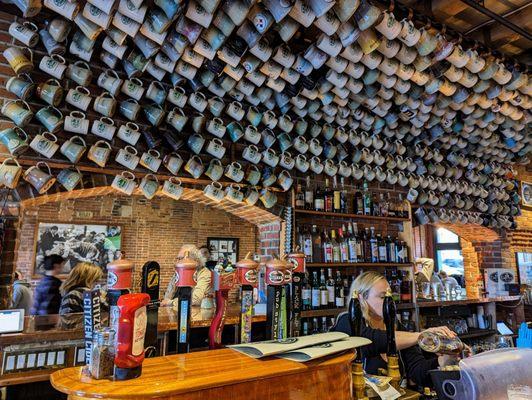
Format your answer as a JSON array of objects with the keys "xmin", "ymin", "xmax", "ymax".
[
  {"xmin": 77, "ymin": 85, "xmax": 90, "ymax": 95},
  {"xmin": 43, "ymin": 131, "xmax": 57, "ymax": 142},
  {"xmin": 52, "ymin": 54, "xmax": 66, "ymax": 64},
  {"xmin": 126, "ymin": 121, "xmax": 139, "ymax": 131},
  {"xmin": 148, "ymin": 149, "xmax": 161, "ymax": 158},
  {"xmin": 72, "ymin": 135, "xmax": 86, "ymax": 146},
  {"xmin": 131, "ymin": 77, "xmax": 143, "ymax": 86},
  {"xmin": 144, "ymin": 173, "xmax": 159, "ymax": 183},
  {"xmin": 36, "ymin": 161, "xmax": 51, "ymax": 174},
  {"xmin": 20, "ymin": 100, "xmax": 31, "ymax": 110},
  {"xmin": 101, "ymin": 91, "xmax": 115, "ymax": 99},
  {"xmin": 106, "ymin": 69, "xmax": 119, "ymax": 78},
  {"xmin": 75, "ymin": 61, "xmax": 90, "ymax": 69},
  {"xmin": 14, "ymin": 126, "xmax": 28, "ymax": 141},
  {"xmin": 46, "ymin": 78, "xmax": 61, "ymax": 86},
  {"xmin": 125, "ymin": 145, "xmax": 137, "ymax": 154},
  {"xmin": 51, "ymin": 106, "xmax": 63, "ymax": 119},
  {"xmin": 23, "ymin": 48, "xmax": 33, "ymax": 62},
  {"xmin": 122, "ymin": 171, "xmax": 136, "ymax": 180},
  {"xmin": 101, "ymin": 117, "xmax": 114, "ymax": 126},
  {"xmin": 169, "ymin": 177, "xmax": 182, "ymax": 185}
]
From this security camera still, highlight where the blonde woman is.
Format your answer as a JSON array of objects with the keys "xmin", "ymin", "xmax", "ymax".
[
  {"xmin": 162, "ymin": 244, "xmax": 212, "ymax": 307},
  {"xmin": 59, "ymin": 262, "xmax": 103, "ymax": 315},
  {"xmin": 332, "ymin": 271, "xmax": 459, "ymax": 388}
]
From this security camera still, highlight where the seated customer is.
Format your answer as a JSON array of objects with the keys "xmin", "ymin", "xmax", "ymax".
[
  {"xmin": 332, "ymin": 271, "xmax": 460, "ymax": 388},
  {"xmin": 10, "ymin": 270, "xmax": 32, "ymax": 314},
  {"xmin": 31, "ymin": 254, "xmax": 65, "ymax": 315},
  {"xmin": 59, "ymin": 262, "xmax": 103, "ymax": 315},
  {"xmin": 162, "ymin": 244, "xmax": 212, "ymax": 307}
]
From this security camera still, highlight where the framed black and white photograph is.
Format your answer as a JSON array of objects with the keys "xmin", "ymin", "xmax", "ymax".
[
  {"xmin": 516, "ymin": 252, "xmax": 532, "ymax": 286},
  {"xmin": 34, "ymin": 223, "xmax": 122, "ymax": 276},
  {"xmin": 207, "ymin": 237, "xmax": 239, "ymax": 265},
  {"xmin": 521, "ymin": 181, "xmax": 532, "ymax": 209}
]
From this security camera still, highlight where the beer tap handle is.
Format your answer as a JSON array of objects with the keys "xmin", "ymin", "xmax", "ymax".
[
  {"xmin": 348, "ymin": 290, "xmax": 363, "ymax": 361},
  {"xmin": 383, "ymin": 289, "xmax": 398, "ymax": 356}
]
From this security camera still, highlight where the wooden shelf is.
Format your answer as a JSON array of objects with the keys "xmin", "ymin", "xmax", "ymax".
[
  {"xmin": 306, "ymin": 262, "xmax": 413, "ymax": 268},
  {"xmin": 416, "ymin": 295, "xmax": 522, "ymax": 308},
  {"xmin": 294, "ymin": 209, "xmax": 410, "ymax": 222},
  {"xmin": 301, "ymin": 308, "xmax": 344, "ymax": 318},
  {"xmin": 396, "ymin": 302, "xmax": 416, "ymax": 310},
  {"xmin": 458, "ymin": 329, "xmax": 497, "ymax": 340}
]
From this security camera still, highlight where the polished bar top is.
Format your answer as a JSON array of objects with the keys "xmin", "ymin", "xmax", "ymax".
[
  {"xmin": 50, "ymin": 349, "xmax": 354, "ymax": 399},
  {"xmin": 0, "ymin": 305, "xmax": 266, "ymax": 346}
]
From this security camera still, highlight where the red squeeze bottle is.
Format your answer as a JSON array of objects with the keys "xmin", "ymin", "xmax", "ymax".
[{"xmin": 114, "ymin": 293, "xmax": 150, "ymax": 380}]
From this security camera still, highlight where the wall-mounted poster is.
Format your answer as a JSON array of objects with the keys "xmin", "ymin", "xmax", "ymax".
[
  {"xmin": 34, "ymin": 223, "xmax": 121, "ymax": 276},
  {"xmin": 516, "ymin": 252, "xmax": 532, "ymax": 285},
  {"xmin": 207, "ymin": 237, "xmax": 239, "ymax": 265},
  {"xmin": 521, "ymin": 181, "xmax": 532, "ymax": 209}
]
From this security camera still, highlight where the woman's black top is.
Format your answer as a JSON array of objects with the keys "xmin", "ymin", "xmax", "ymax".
[{"xmin": 331, "ymin": 312, "xmax": 439, "ymax": 387}]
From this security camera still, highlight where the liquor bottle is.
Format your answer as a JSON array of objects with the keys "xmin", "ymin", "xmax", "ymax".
[
  {"xmin": 395, "ymin": 238, "xmax": 403, "ymax": 263},
  {"xmin": 311, "ymin": 225, "xmax": 323, "ymax": 263},
  {"xmin": 343, "ymin": 278, "xmax": 350, "ymax": 298},
  {"xmin": 331, "ymin": 230, "xmax": 341, "ymax": 263},
  {"xmin": 314, "ymin": 183, "xmax": 324, "ymax": 211},
  {"xmin": 295, "ymin": 183, "xmax": 305, "ymax": 209},
  {"xmin": 363, "ymin": 181, "xmax": 372, "ymax": 215},
  {"xmin": 377, "ymin": 234, "xmax": 387, "ymax": 262},
  {"xmin": 311, "ymin": 271, "xmax": 320, "ymax": 310},
  {"xmin": 338, "ymin": 227, "xmax": 349, "ymax": 263},
  {"xmin": 324, "ymin": 178, "xmax": 333, "ymax": 212},
  {"xmin": 401, "ymin": 311, "xmax": 415, "ymax": 332},
  {"xmin": 400, "ymin": 270, "xmax": 413, "ymax": 303},
  {"xmin": 326, "ymin": 268, "xmax": 335, "ymax": 308},
  {"xmin": 340, "ymin": 177, "xmax": 348, "ymax": 213},
  {"xmin": 399, "ymin": 194, "xmax": 408, "ymax": 218},
  {"xmin": 303, "ymin": 226, "xmax": 313, "ymax": 262},
  {"xmin": 389, "ymin": 268, "xmax": 401, "ymax": 302},
  {"xmin": 369, "ymin": 227, "xmax": 379, "ymax": 263},
  {"xmin": 320, "ymin": 316, "xmax": 328, "ymax": 333},
  {"xmin": 296, "ymin": 226, "xmax": 303, "ymax": 253},
  {"xmin": 304, "ymin": 176, "xmax": 313, "ymax": 210},
  {"xmin": 312, "ymin": 317, "xmax": 319, "ymax": 334},
  {"xmin": 347, "ymin": 223, "xmax": 358, "ymax": 263},
  {"xmin": 387, "ymin": 193, "xmax": 396, "ymax": 217},
  {"xmin": 354, "ymin": 185, "xmax": 363, "ymax": 215},
  {"xmin": 302, "ymin": 320, "xmax": 309, "ymax": 335},
  {"xmin": 363, "ymin": 228, "xmax": 372, "ymax": 263},
  {"xmin": 335, "ymin": 271, "xmax": 345, "ymax": 308},
  {"xmin": 380, "ymin": 193, "xmax": 389, "ymax": 217},
  {"xmin": 319, "ymin": 269, "xmax": 328, "ymax": 309},
  {"xmin": 353, "ymin": 223, "xmax": 364, "ymax": 262},
  {"xmin": 333, "ymin": 176, "xmax": 341, "ymax": 213},
  {"xmin": 302, "ymin": 273, "xmax": 311, "ymax": 311},
  {"xmin": 386, "ymin": 235, "xmax": 396, "ymax": 263},
  {"xmin": 323, "ymin": 230, "xmax": 333, "ymax": 263},
  {"xmin": 371, "ymin": 192, "xmax": 378, "ymax": 216}
]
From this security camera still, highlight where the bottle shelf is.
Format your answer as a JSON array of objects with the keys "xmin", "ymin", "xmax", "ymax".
[
  {"xmin": 294, "ymin": 208, "xmax": 410, "ymax": 222},
  {"xmin": 300, "ymin": 302, "xmax": 415, "ymax": 318},
  {"xmin": 300, "ymin": 308, "xmax": 344, "ymax": 318},
  {"xmin": 306, "ymin": 262, "xmax": 414, "ymax": 268},
  {"xmin": 458, "ymin": 329, "xmax": 498, "ymax": 340}
]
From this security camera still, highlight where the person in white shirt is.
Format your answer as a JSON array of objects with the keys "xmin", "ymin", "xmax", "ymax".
[{"xmin": 161, "ymin": 244, "xmax": 212, "ymax": 307}]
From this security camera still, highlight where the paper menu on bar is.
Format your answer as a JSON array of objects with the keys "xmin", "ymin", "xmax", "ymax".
[
  {"xmin": 274, "ymin": 337, "xmax": 372, "ymax": 362},
  {"xmin": 228, "ymin": 332, "xmax": 349, "ymax": 358}
]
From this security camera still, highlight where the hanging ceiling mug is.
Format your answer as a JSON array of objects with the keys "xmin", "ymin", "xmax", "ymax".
[
  {"xmin": 0, "ymin": 157, "xmax": 23, "ymax": 189},
  {"xmin": 23, "ymin": 161, "xmax": 56, "ymax": 194}
]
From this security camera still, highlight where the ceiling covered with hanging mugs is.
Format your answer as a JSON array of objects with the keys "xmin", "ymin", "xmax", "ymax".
[{"xmin": 0, "ymin": 0, "xmax": 530, "ymax": 225}]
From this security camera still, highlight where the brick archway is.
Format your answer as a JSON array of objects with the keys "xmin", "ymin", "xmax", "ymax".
[{"xmin": 19, "ymin": 186, "xmax": 282, "ymax": 226}]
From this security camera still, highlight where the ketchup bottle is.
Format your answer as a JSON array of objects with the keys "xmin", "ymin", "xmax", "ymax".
[{"xmin": 114, "ymin": 293, "xmax": 150, "ymax": 380}]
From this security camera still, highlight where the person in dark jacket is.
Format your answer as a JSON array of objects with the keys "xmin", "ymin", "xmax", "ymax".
[
  {"xmin": 59, "ymin": 262, "xmax": 103, "ymax": 315},
  {"xmin": 10, "ymin": 270, "xmax": 33, "ymax": 314},
  {"xmin": 331, "ymin": 271, "xmax": 460, "ymax": 388},
  {"xmin": 31, "ymin": 254, "xmax": 65, "ymax": 315}
]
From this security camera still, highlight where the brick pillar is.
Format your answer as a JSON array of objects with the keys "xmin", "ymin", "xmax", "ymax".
[
  {"xmin": 461, "ymin": 239, "xmax": 481, "ymax": 298},
  {"xmin": 258, "ymin": 221, "xmax": 281, "ymax": 260},
  {"xmin": 0, "ymin": 219, "xmax": 19, "ymax": 309}
]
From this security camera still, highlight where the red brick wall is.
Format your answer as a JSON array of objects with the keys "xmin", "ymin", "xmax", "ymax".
[{"xmin": 14, "ymin": 195, "xmax": 260, "ymax": 297}]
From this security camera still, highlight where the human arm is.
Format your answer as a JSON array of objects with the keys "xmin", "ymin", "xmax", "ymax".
[
  {"xmin": 11, "ymin": 285, "xmax": 21, "ymax": 309},
  {"xmin": 191, "ymin": 268, "xmax": 212, "ymax": 306}
]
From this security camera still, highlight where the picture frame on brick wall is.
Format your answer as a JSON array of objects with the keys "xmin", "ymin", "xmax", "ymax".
[
  {"xmin": 33, "ymin": 222, "xmax": 122, "ymax": 277},
  {"xmin": 521, "ymin": 181, "xmax": 532, "ymax": 209},
  {"xmin": 207, "ymin": 237, "xmax": 239, "ymax": 265},
  {"xmin": 516, "ymin": 252, "xmax": 532, "ymax": 286}
]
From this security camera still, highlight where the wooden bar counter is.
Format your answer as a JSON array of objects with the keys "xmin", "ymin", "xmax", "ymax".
[{"xmin": 50, "ymin": 349, "xmax": 354, "ymax": 400}]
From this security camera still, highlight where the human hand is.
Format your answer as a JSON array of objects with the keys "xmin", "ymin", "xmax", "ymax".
[{"xmin": 422, "ymin": 326, "xmax": 457, "ymax": 338}]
